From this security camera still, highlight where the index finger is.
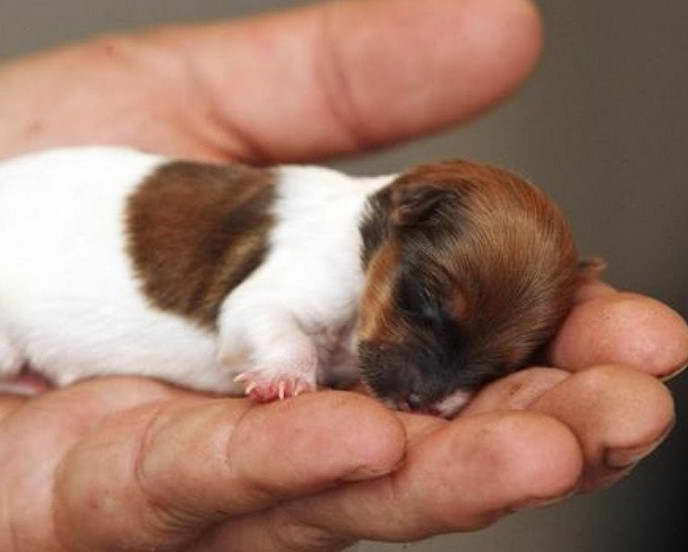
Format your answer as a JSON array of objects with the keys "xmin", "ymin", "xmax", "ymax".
[{"xmin": 52, "ymin": 391, "xmax": 405, "ymax": 551}]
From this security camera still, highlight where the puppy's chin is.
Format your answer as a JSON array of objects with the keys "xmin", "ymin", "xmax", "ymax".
[
  {"xmin": 432, "ymin": 389, "xmax": 473, "ymax": 418},
  {"xmin": 375, "ymin": 388, "xmax": 473, "ymax": 419}
]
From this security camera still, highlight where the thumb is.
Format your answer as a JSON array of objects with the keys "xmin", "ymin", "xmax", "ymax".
[
  {"xmin": 162, "ymin": 0, "xmax": 543, "ymax": 162},
  {"xmin": 0, "ymin": 0, "xmax": 541, "ymax": 162}
]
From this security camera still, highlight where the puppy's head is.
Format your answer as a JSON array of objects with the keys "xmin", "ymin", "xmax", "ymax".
[{"xmin": 357, "ymin": 161, "xmax": 578, "ymax": 417}]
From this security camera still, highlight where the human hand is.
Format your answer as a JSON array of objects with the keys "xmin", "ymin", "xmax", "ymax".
[
  {"xmin": 1, "ymin": 297, "xmax": 682, "ymax": 552},
  {"xmin": 0, "ymin": 0, "xmax": 542, "ymax": 163},
  {"xmin": 0, "ymin": 0, "xmax": 685, "ymax": 551}
]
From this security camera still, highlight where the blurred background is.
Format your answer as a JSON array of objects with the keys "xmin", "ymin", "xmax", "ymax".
[{"xmin": 1, "ymin": 1, "xmax": 686, "ymax": 550}]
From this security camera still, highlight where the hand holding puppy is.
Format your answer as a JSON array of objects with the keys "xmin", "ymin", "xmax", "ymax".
[{"xmin": 0, "ymin": 1, "xmax": 684, "ymax": 551}]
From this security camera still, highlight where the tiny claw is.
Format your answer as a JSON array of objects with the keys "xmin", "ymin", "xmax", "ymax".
[
  {"xmin": 245, "ymin": 381, "xmax": 257, "ymax": 395},
  {"xmin": 233, "ymin": 372, "xmax": 250, "ymax": 383},
  {"xmin": 278, "ymin": 381, "xmax": 286, "ymax": 400}
]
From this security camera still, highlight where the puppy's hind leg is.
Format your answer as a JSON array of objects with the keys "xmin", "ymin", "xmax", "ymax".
[
  {"xmin": 0, "ymin": 333, "xmax": 38, "ymax": 395},
  {"xmin": 0, "ymin": 333, "xmax": 24, "ymax": 377}
]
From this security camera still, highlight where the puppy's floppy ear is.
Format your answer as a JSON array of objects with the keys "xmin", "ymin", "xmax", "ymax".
[
  {"xmin": 391, "ymin": 182, "xmax": 457, "ymax": 226},
  {"xmin": 391, "ymin": 182, "xmax": 457, "ymax": 227}
]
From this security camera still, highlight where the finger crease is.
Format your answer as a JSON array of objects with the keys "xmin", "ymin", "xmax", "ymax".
[
  {"xmin": 177, "ymin": 42, "xmax": 275, "ymax": 164},
  {"xmin": 381, "ymin": 475, "xmax": 422, "ymax": 540},
  {"xmin": 132, "ymin": 402, "xmax": 204, "ymax": 541},
  {"xmin": 313, "ymin": 5, "xmax": 380, "ymax": 153},
  {"xmin": 270, "ymin": 508, "xmax": 351, "ymax": 552},
  {"xmin": 222, "ymin": 404, "xmax": 279, "ymax": 511}
]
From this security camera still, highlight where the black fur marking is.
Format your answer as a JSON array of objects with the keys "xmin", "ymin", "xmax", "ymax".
[
  {"xmin": 358, "ymin": 334, "xmax": 502, "ymax": 411},
  {"xmin": 359, "ymin": 187, "xmax": 393, "ymax": 269},
  {"xmin": 359, "ymin": 262, "xmax": 503, "ymax": 411}
]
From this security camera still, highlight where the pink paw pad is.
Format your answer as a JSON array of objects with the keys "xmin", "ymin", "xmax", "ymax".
[{"xmin": 234, "ymin": 372, "xmax": 316, "ymax": 403}]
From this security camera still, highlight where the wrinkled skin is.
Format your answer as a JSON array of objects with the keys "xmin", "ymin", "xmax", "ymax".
[{"xmin": 0, "ymin": 0, "xmax": 686, "ymax": 550}]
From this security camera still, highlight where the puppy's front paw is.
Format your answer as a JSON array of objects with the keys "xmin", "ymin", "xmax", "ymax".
[{"xmin": 234, "ymin": 371, "xmax": 316, "ymax": 402}]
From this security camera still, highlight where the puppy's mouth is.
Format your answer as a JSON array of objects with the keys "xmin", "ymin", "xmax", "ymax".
[
  {"xmin": 431, "ymin": 389, "xmax": 473, "ymax": 418},
  {"xmin": 377, "ymin": 388, "xmax": 473, "ymax": 419},
  {"xmin": 380, "ymin": 396, "xmax": 442, "ymax": 417}
]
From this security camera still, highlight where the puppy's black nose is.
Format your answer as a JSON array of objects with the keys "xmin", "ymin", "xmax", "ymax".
[
  {"xmin": 396, "ymin": 392, "xmax": 425, "ymax": 412},
  {"xmin": 395, "ymin": 392, "xmax": 441, "ymax": 416},
  {"xmin": 406, "ymin": 392, "xmax": 424, "ymax": 410}
]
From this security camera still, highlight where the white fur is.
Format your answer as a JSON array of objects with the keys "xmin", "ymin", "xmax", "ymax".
[
  {"xmin": 435, "ymin": 389, "xmax": 473, "ymax": 418},
  {"xmin": 217, "ymin": 166, "xmax": 391, "ymax": 390},
  {"xmin": 0, "ymin": 146, "xmax": 390, "ymax": 394}
]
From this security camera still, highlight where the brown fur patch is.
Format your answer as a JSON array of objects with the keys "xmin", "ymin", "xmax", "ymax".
[
  {"xmin": 358, "ymin": 242, "xmax": 404, "ymax": 343},
  {"xmin": 125, "ymin": 160, "xmax": 275, "ymax": 329},
  {"xmin": 359, "ymin": 159, "xmax": 578, "ymax": 374}
]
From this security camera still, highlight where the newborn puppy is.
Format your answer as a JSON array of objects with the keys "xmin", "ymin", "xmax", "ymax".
[
  {"xmin": 358, "ymin": 163, "xmax": 578, "ymax": 414},
  {"xmin": 0, "ymin": 147, "xmax": 578, "ymax": 417}
]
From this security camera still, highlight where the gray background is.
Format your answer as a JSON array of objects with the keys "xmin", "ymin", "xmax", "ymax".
[{"xmin": 1, "ymin": 0, "xmax": 686, "ymax": 550}]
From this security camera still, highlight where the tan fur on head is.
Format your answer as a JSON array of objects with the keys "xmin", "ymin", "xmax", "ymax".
[
  {"xmin": 358, "ymin": 241, "xmax": 403, "ymax": 343},
  {"xmin": 357, "ymin": 160, "xmax": 578, "ymax": 413},
  {"xmin": 410, "ymin": 161, "xmax": 578, "ymax": 361}
]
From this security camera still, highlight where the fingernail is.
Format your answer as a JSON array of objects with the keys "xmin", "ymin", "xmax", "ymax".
[
  {"xmin": 340, "ymin": 457, "xmax": 405, "ymax": 482},
  {"xmin": 661, "ymin": 360, "xmax": 688, "ymax": 382},
  {"xmin": 604, "ymin": 422, "xmax": 675, "ymax": 469},
  {"xmin": 605, "ymin": 442, "xmax": 661, "ymax": 470},
  {"xmin": 605, "ymin": 449, "xmax": 646, "ymax": 470},
  {"xmin": 512, "ymin": 495, "xmax": 568, "ymax": 512},
  {"xmin": 590, "ymin": 467, "xmax": 635, "ymax": 492},
  {"xmin": 339, "ymin": 465, "xmax": 390, "ymax": 482},
  {"xmin": 511, "ymin": 479, "xmax": 581, "ymax": 512}
]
